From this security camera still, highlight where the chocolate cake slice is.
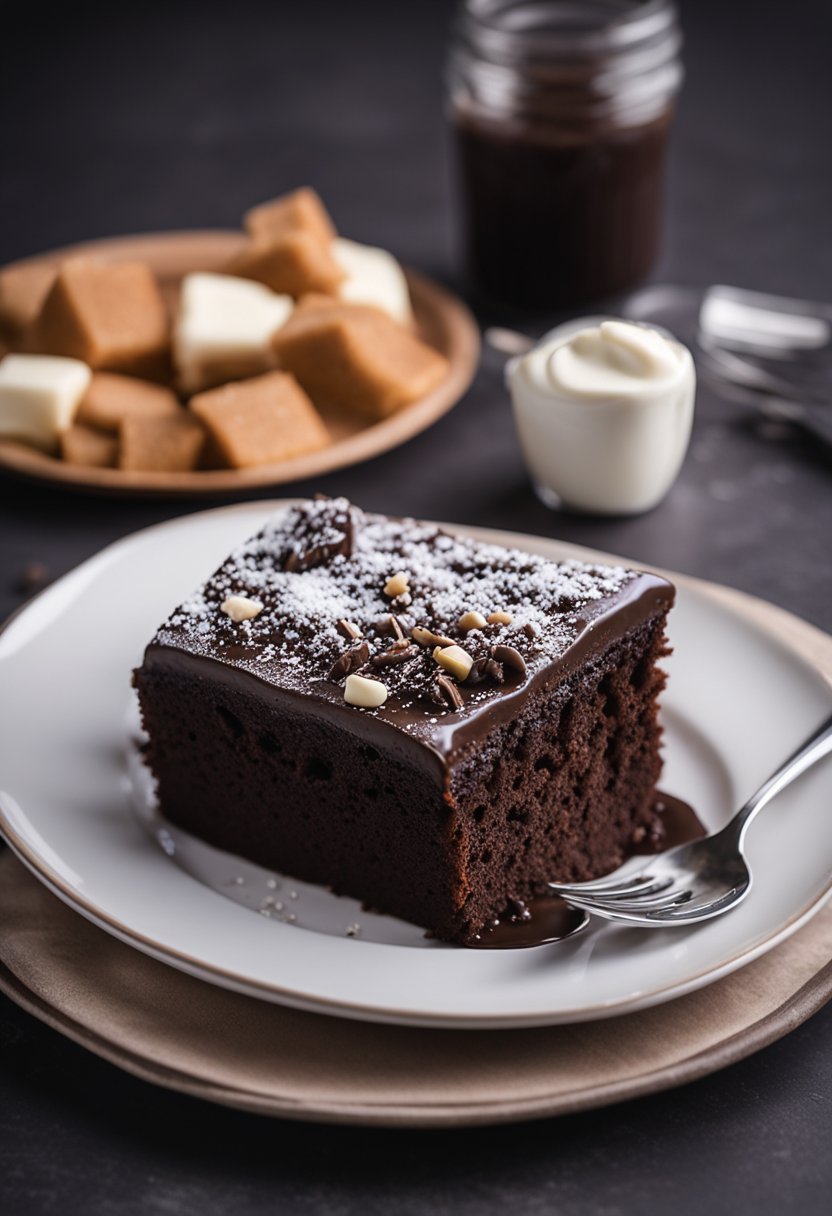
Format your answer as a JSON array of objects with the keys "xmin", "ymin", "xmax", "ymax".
[{"xmin": 134, "ymin": 497, "xmax": 674, "ymax": 944}]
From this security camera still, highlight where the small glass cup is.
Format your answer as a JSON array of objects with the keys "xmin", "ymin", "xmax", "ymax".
[{"xmin": 507, "ymin": 316, "xmax": 696, "ymax": 514}]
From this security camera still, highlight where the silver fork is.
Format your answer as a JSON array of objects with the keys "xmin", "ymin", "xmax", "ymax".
[
  {"xmin": 698, "ymin": 285, "xmax": 832, "ymax": 359},
  {"xmin": 548, "ymin": 712, "xmax": 832, "ymax": 927}
]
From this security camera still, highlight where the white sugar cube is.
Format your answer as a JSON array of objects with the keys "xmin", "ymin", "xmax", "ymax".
[
  {"xmin": 332, "ymin": 238, "xmax": 412, "ymax": 325},
  {"xmin": 0, "ymin": 354, "xmax": 91, "ymax": 451},
  {"xmin": 173, "ymin": 273, "xmax": 294, "ymax": 393}
]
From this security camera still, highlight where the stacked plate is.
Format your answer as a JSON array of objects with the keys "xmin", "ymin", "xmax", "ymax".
[{"xmin": 1, "ymin": 504, "xmax": 831, "ymax": 1124}]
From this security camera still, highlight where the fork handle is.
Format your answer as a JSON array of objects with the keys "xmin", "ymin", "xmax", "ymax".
[{"xmin": 733, "ymin": 711, "xmax": 832, "ymax": 842}]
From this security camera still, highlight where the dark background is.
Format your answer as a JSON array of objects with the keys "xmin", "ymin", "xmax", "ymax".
[{"xmin": 1, "ymin": 1, "xmax": 831, "ymax": 1212}]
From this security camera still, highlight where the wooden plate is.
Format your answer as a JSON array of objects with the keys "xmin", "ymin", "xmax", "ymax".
[{"xmin": 0, "ymin": 231, "xmax": 480, "ymax": 497}]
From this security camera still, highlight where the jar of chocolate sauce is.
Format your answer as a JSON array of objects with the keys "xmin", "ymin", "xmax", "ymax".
[{"xmin": 448, "ymin": 0, "xmax": 684, "ymax": 309}]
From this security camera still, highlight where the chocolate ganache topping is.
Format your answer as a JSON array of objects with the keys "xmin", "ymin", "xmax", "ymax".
[{"xmin": 149, "ymin": 497, "xmax": 673, "ymax": 761}]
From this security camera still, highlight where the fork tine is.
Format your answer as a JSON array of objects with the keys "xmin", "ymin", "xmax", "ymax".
[
  {"xmin": 563, "ymin": 885, "xmax": 745, "ymax": 926},
  {"xmin": 568, "ymin": 876, "xmax": 678, "ymax": 904},
  {"xmin": 558, "ymin": 894, "xmax": 695, "ymax": 925},
  {"xmin": 658, "ymin": 887, "xmax": 747, "ymax": 922},
  {"xmin": 562, "ymin": 887, "xmax": 694, "ymax": 916},
  {"xmin": 548, "ymin": 873, "xmax": 657, "ymax": 898},
  {"xmin": 579, "ymin": 886, "xmax": 694, "ymax": 912}
]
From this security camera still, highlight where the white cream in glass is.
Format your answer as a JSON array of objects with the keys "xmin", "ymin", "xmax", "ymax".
[{"xmin": 508, "ymin": 318, "xmax": 696, "ymax": 514}]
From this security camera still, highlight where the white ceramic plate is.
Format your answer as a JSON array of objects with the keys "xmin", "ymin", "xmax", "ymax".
[{"xmin": 1, "ymin": 503, "xmax": 830, "ymax": 1029}]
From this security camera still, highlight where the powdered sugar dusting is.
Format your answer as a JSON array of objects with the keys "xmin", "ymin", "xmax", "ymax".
[{"xmin": 154, "ymin": 498, "xmax": 639, "ymax": 728}]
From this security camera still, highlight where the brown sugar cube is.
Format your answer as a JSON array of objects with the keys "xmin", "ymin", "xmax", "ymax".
[
  {"xmin": 60, "ymin": 423, "xmax": 119, "ymax": 468},
  {"xmin": 226, "ymin": 232, "xmax": 345, "ymax": 298},
  {"xmin": 272, "ymin": 303, "xmax": 449, "ymax": 420},
  {"xmin": 31, "ymin": 259, "xmax": 170, "ymax": 379},
  {"xmin": 280, "ymin": 294, "xmax": 413, "ymax": 334},
  {"xmin": 0, "ymin": 263, "xmax": 57, "ymax": 338},
  {"xmin": 119, "ymin": 412, "xmax": 205, "ymax": 473},
  {"xmin": 244, "ymin": 187, "xmax": 337, "ymax": 246},
  {"xmin": 189, "ymin": 371, "xmax": 330, "ymax": 469},
  {"xmin": 77, "ymin": 372, "xmax": 180, "ymax": 432},
  {"xmin": 290, "ymin": 293, "xmax": 344, "ymax": 317}
]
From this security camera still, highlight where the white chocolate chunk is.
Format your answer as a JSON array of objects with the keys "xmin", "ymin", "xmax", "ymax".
[
  {"xmin": 344, "ymin": 673, "xmax": 388, "ymax": 708},
  {"xmin": 220, "ymin": 594, "xmax": 264, "ymax": 622},
  {"xmin": 433, "ymin": 644, "xmax": 474, "ymax": 681},
  {"xmin": 384, "ymin": 571, "xmax": 410, "ymax": 598},
  {"xmin": 487, "ymin": 611, "xmax": 513, "ymax": 625},
  {"xmin": 0, "ymin": 354, "xmax": 91, "ymax": 451},
  {"xmin": 173, "ymin": 273, "xmax": 293, "ymax": 392},
  {"xmin": 458, "ymin": 610, "xmax": 487, "ymax": 632},
  {"xmin": 332, "ymin": 238, "xmax": 412, "ymax": 325}
]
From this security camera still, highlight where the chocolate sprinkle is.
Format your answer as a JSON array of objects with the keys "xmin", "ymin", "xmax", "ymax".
[
  {"xmin": 327, "ymin": 640, "xmax": 370, "ymax": 682},
  {"xmin": 485, "ymin": 658, "xmax": 505, "ymax": 683},
  {"xmin": 371, "ymin": 644, "xmax": 418, "ymax": 668},
  {"xmin": 283, "ymin": 498, "xmax": 356, "ymax": 572},
  {"xmin": 491, "ymin": 644, "xmax": 526, "ymax": 676},
  {"xmin": 466, "ymin": 656, "xmax": 505, "ymax": 686},
  {"xmin": 433, "ymin": 674, "xmax": 464, "ymax": 710},
  {"xmin": 373, "ymin": 614, "xmax": 410, "ymax": 638},
  {"xmin": 465, "ymin": 657, "xmax": 490, "ymax": 686}
]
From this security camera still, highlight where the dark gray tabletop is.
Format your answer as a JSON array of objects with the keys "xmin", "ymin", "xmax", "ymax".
[{"xmin": 1, "ymin": 1, "xmax": 830, "ymax": 1212}]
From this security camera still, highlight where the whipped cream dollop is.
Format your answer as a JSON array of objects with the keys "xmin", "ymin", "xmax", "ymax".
[
  {"xmin": 546, "ymin": 321, "xmax": 684, "ymax": 398},
  {"xmin": 509, "ymin": 318, "xmax": 696, "ymax": 515}
]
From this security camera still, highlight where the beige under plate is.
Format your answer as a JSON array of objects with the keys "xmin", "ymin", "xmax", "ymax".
[
  {"xmin": 0, "ymin": 577, "xmax": 830, "ymax": 1126},
  {"xmin": 0, "ymin": 231, "xmax": 480, "ymax": 496}
]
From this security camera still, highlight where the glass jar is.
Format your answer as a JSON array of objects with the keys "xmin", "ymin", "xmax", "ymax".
[{"xmin": 447, "ymin": 0, "xmax": 684, "ymax": 309}]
